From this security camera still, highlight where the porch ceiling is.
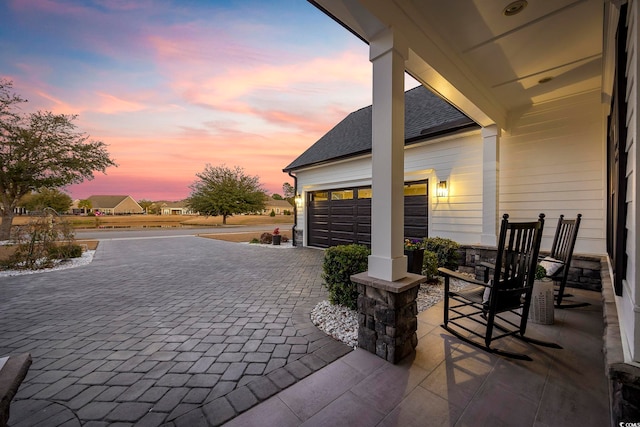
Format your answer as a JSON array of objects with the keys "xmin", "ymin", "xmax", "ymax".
[{"xmin": 312, "ymin": 0, "xmax": 603, "ymax": 130}]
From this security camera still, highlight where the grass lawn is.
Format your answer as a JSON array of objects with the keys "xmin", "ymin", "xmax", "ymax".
[
  {"xmin": 5, "ymin": 214, "xmax": 294, "ymax": 229},
  {"xmin": 1, "ymin": 215, "xmax": 293, "ymax": 263}
]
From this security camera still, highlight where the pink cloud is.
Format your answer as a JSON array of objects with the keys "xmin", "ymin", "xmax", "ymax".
[
  {"xmin": 93, "ymin": 92, "xmax": 146, "ymax": 114},
  {"xmin": 4, "ymin": 1, "xmax": 375, "ymax": 203}
]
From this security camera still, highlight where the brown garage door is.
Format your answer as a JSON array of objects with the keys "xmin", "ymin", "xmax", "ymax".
[{"xmin": 307, "ymin": 181, "xmax": 428, "ymax": 248}]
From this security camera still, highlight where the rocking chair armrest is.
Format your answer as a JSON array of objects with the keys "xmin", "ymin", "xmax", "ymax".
[{"xmin": 438, "ymin": 267, "xmax": 488, "ymax": 287}]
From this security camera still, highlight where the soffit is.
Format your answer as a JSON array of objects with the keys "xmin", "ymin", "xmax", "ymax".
[{"xmin": 313, "ymin": 0, "xmax": 603, "ymax": 130}]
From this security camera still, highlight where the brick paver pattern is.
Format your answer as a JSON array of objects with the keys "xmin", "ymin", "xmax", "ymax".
[{"xmin": 1, "ymin": 236, "xmax": 351, "ymax": 426}]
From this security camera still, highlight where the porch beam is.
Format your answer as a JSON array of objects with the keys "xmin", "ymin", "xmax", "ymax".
[
  {"xmin": 481, "ymin": 125, "xmax": 500, "ymax": 246},
  {"xmin": 367, "ymin": 28, "xmax": 408, "ymax": 282}
]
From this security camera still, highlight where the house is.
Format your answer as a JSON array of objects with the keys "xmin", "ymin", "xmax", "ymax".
[
  {"xmin": 262, "ymin": 199, "xmax": 294, "ymax": 215},
  {"xmin": 284, "ymin": 85, "xmax": 479, "ymax": 247},
  {"xmin": 293, "ymin": 0, "xmax": 638, "ymax": 422},
  {"xmin": 156, "ymin": 201, "xmax": 194, "ymax": 215},
  {"xmin": 86, "ymin": 195, "xmax": 143, "ymax": 215}
]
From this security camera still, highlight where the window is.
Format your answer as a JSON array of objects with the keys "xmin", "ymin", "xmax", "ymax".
[
  {"xmin": 309, "ymin": 192, "xmax": 328, "ymax": 201},
  {"xmin": 357, "ymin": 188, "xmax": 372, "ymax": 199},
  {"xmin": 404, "ymin": 182, "xmax": 428, "ymax": 196},
  {"xmin": 331, "ymin": 190, "xmax": 354, "ymax": 200}
]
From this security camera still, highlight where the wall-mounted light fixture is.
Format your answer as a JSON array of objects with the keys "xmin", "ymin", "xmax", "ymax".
[
  {"xmin": 294, "ymin": 193, "xmax": 302, "ymax": 208},
  {"xmin": 437, "ymin": 181, "xmax": 448, "ymax": 198}
]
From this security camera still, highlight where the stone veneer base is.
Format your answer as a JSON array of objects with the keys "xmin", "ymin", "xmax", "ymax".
[
  {"xmin": 601, "ymin": 257, "xmax": 640, "ymax": 424},
  {"xmin": 351, "ymin": 272, "xmax": 426, "ymax": 364}
]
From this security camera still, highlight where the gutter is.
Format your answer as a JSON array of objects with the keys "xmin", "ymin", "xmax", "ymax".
[{"xmin": 287, "ymin": 170, "xmax": 298, "ymax": 247}]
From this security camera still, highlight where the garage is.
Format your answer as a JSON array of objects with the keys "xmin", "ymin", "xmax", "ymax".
[{"xmin": 307, "ymin": 181, "xmax": 428, "ymax": 248}]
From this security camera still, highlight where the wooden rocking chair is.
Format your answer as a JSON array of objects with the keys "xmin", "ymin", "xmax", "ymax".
[
  {"xmin": 439, "ymin": 213, "xmax": 562, "ymax": 361},
  {"xmin": 539, "ymin": 214, "xmax": 587, "ymax": 308}
]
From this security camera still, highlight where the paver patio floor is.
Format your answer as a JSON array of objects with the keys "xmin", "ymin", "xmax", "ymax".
[{"xmin": 1, "ymin": 236, "xmax": 351, "ymax": 426}]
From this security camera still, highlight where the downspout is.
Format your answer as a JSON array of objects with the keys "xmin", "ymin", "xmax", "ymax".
[{"xmin": 287, "ymin": 171, "xmax": 298, "ymax": 247}]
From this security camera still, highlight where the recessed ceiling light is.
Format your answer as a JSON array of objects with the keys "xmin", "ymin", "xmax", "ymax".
[
  {"xmin": 503, "ymin": 0, "xmax": 528, "ymax": 16},
  {"xmin": 538, "ymin": 76, "xmax": 553, "ymax": 84}
]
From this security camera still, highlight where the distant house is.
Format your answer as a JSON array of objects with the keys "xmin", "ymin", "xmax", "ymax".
[
  {"xmin": 87, "ymin": 195, "xmax": 143, "ymax": 215},
  {"xmin": 157, "ymin": 201, "xmax": 194, "ymax": 215},
  {"xmin": 262, "ymin": 199, "xmax": 293, "ymax": 215}
]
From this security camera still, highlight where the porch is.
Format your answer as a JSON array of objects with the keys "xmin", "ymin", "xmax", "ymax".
[{"xmin": 228, "ymin": 287, "xmax": 609, "ymax": 426}]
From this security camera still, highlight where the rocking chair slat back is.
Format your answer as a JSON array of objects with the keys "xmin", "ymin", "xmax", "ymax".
[{"xmin": 547, "ymin": 214, "xmax": 583, "ymax": 307}]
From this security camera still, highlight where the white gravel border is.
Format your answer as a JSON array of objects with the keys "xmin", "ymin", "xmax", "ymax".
[
  {"xmin": 311, "ymin": 277, "xmax": 471, "ymax": 348},
  {"xmin": 0, "ymin": 250, "xmax": 95, "ymax": 277},
  {"xmin": 243, "ymin": 242, "xmax": 295, "ymax": 248}
]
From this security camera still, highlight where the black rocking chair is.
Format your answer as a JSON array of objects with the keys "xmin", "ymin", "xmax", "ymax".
[
  {"xmin": 539, "ymin": 214, "xmax": 587, "ymax": 308},
  {"xmin": 439, "ymin": 213, "xmax": 562, "ymax": 361}
]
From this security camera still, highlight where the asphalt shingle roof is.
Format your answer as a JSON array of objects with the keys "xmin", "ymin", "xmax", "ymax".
[
  {"xmin": 283, "ymin": 86, "xmax": 478, "ymax": 171},
  {"xmin": 87, "ymin": 195, "xmax": 131, "ymax": 209}
]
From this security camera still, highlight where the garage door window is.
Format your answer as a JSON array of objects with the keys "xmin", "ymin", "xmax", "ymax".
[
  {"xmin": 331, "ymin": 190, "xmax": 354, "ymax": 200},
  {"xmin": 357, "ymin": 188, "xmax": 372, "ymax": 199},
  {"xmin": 404, "ymin": 183, "xmax": 427, "ymax": 196},
  {"xmin": 310, "ymin": 191, "xmax": 329, "ymax": 201}
]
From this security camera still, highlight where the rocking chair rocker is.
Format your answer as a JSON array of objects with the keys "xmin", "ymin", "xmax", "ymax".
[{"xmin": 439, "ymin": 213, "xmax": 562, "ymax": 361}]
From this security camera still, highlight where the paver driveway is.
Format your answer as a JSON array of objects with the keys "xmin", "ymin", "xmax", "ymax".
[{"xmin": 1, "ymin": 235, "xmax": 351, "ymax": 426}]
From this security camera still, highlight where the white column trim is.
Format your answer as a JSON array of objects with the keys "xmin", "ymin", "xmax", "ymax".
[
  {"xmin": 368, "ymin": 28, "xmax": 408, "ymax": 282},
  {"xmin": 480, "ymin": 125, "xmax": 500, "ymax": 246}
]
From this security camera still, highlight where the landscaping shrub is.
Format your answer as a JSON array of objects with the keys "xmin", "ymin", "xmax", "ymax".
[
  {"xmin": 423, "ymin": 237, "xmax": 460, "ymax": 270},
  {"xmin": 48, "ymin": 244, "xmax": 83, "ymax": 260},
  {"xmin": 3, "ymin": 215, "xmax": 77, "ymax": 270},
  {"xmin": 269, "ymin": 209, "xmax": 276, "ymax": 217},
  {"xmin": 259, "ymin": 232, "xmax": 273, "ymax": 244},
  {"xmin": 250, "ymin": 237, "xmax": 260, "ymax": 244},
  {"xmin": 321, "ymin": 244, "xmax": 370, "ymax": 310},
  {"xmin": 421, "ymin": 250, "xmax": 439, "ymax": 281}
]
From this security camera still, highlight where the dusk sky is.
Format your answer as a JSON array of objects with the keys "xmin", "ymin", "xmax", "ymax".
[{"xmin": 1, "ymin": 0, "xmax": 417, "ymax": 201}]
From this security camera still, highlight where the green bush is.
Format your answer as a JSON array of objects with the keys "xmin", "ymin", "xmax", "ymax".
[
  {"xmin": 269, "ymin": 209, "xmax": 276, "ymax": 217},
  {"xmin": 421, "ymin": 250, "xmax": 439, "ymax": 281},
  {"xmin": 423, "ymin": 237, "xmax": 460, "ymax": 270},
  {"xmin": 322, "ymin": 244, "xmax": 370, "ymax": 310},
  {"xmin": 48, "ymin": 244, "xmax": 83, "ymax": 260},
  {"xmin": 250, "ymin": 237, "xmax": 260, "ymax": 244}
]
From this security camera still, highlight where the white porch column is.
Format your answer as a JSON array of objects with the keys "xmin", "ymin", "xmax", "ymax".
[
  {"xmin": 367, "ymin": 29, "xmax": 408, "ymax": 282},
  {"xmin": 481, "ymin": 125, "xmax": 500, "ymax": 246}
]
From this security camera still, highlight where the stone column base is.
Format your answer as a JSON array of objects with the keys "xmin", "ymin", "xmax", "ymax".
[{"xmin": 351, "ymin": 272, "xmax": 426, "ymax": 364}]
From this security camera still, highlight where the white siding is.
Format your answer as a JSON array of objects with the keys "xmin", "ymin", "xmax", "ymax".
[
  {"xmin": 407, "ymin": 133, "xmax": 484, "ymax": 244},
  {"xmin": 295, "ymin": 132, "xmax": 485, "ymax": 246},
  {"xmin": 500, "ymin": 90, "xmax": 605, "ymax": 254},
  {"xmin": 622, "ymin": 0, "xmax": 639, "ymax": 362}
]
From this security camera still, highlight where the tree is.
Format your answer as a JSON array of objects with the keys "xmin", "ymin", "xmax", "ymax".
[
  {"xmin": 282, "ymin": 182, "xmax": 295, "ymax": 206},
  {"xmin": 187, "ymin": 164, "xmax": 266, "ymax": 225},
  {"xmin": 0, "ymin": 79, "xmax": 117, "ymax": 240},
  {"xmin": 78, "ymin": 199, "xmax": 92, "ymax": 214},
  {"xmin": 138, "ymin": 199, "xmax": 154, "ymax": 214},
  {"xmin": 22, "ymin": 188, "xmax": 73, "ymax": 213},
  {"xmin": 271, "ymin": 193, "xmax": 283, "ymax": 200}
]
